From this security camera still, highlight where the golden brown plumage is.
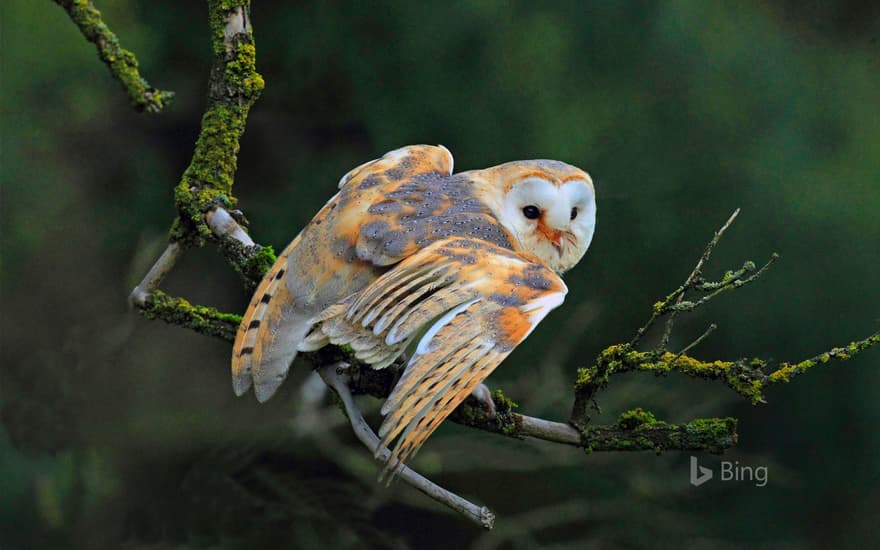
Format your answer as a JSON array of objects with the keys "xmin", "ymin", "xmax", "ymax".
[{"xmin": 232, "ymin": 145, "xmax": 595, "ymax": 476}]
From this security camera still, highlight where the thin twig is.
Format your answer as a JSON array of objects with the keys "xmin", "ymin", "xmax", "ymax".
[
  {"xmin": 657, "ymin": 209, "xmax": 740, "ymax": 349},
  {"xmin": 630, "ymin": 211, "xmax": 740, "ymax": 347},
  {"xmin": 767, "ymin": 329, "xmax": 880, "ymax": 384},
  {"xmin": 52, "ymin": 0, "xmax": 174, "ymax": 112},
  {"xmin": 317, "ymin": 362, "xmax": 495, "ymax": 530},
  {"xmin": 668, "ymin": 253, "xmax": 778, "ymax": 313},
  {"xmin": 129, "ymin": 243, "xmax": 183, "ymax": 306},
  {"xmin": 675, "ymin": 323, "xmax": 717, "ymax": 359}
]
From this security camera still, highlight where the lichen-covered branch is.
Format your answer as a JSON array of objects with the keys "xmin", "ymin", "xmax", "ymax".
[
  {"xmin": 583, "ymin": 410, "xmax": 737, "ymax": 454},
  {"xmin": 570, "ymin": 212, "xmax": 879, "ymax": 429},
  {"xmin": 126, "ymin": 2, "xmax": 268, "ymax": 329},
  {"xmin": 170, "ymin": 1, "xmax": 265, "ymax": 248},
  {"xmin": 202, "ymin": 207, "xmax": 276, "ymax": 291},
  {"xmin": 768, "ymin": 331, "xmax": 880, "ymax": 384},
  {"xmin": 333, "ymin": 359, "xmax": 738, "ymax": 455},
  {"xmin": 456, "ymin": 395, "xmax": 737, "ymax": 454},
  {"xmin": 52, "ymin": 0, "xmax": 174, "ymax": 112},
  {"xmin": 569, "ymin": 333, "xmax": 879, "ymax": 427},
  {"xmin": 138, "ymin": 290, "xmax": 240, "ymax": 342}
]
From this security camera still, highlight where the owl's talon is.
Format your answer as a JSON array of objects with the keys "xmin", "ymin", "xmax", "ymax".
[{"xmin": 470, "ymin": 383, "xmax": 496, "ymax": 418}]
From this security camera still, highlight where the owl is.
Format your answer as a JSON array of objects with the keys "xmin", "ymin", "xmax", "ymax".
[{"xmin": 232, "ymin": 145, "xmax": 595, "ymax": 474}]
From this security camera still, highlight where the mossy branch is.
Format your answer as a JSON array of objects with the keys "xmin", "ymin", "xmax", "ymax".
[
  {"xmin": 584, "ymin": 410, "xmax": 737, "ymax": 454},
  {"xmin": 318, "ymin": 354, "xmax": 738, "ymax": 456},
  {"xmin": 129, "ymin": 3, "xmax": 269, "ymax": 328},
  {"xmin": 138, "ymin": 290, "xmax": 240, "ymax": 342},
  {"xmin": 53, "ymin": 0, "xmax": 174, "ymax": 112},
  {"xmin": 570, "ymin": 211, "xmax": 879, "ymax": 429},
  {"xmin": 170, "ymin": 1, "xmax": 264, "ymax": 248},
  {"xmin": 768, "ymin": 331, "xmax": 880, "ymax": 384}
]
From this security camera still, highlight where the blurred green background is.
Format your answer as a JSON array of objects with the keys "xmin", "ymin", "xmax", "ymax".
[{"xmin": 2, "ymin": 1, "xmax": 879, "ymax": 548}]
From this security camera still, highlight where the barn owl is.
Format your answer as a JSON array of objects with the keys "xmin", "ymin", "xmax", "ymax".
[{"xmin": 232, "ymin": 145, "xmax": 595, "ymax": 475}]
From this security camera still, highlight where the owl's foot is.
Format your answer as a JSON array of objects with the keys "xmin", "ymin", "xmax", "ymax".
[{"xmin": 470, "ymin": 383, "xmax": 496, "ymax": 418}]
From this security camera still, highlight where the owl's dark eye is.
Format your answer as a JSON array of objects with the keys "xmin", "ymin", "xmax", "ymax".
[
  {"xmin": 522, "ymin": 205, "xmax": 541, "ymax": 219},
  {"xmin": 570, "ymin": 207, "xmax": 579, "ymax": 220}
]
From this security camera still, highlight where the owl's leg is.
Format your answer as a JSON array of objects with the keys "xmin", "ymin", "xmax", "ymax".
[{"xmin": 470, "ymin": 383, "xmax": 496, "ymax": 418}]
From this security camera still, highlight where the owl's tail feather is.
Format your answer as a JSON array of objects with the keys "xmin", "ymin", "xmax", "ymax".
[{"xmin": 232, "ymin": 237, "xmax": 312, "ymax": 402}]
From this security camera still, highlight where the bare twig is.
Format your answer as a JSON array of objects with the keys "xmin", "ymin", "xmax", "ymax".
[
  {"xmin": 631, "ymin": 210, "xmax": 740, "ymax": 348},
  {"xmin": 675, "ymin": 323, "xmax": 717, "ymax": 359},
  {"xmin": 206, "ymin": 207, "xmax": 254, "ymax": 247},
  {"xmin": 52, "ymin": 0, "xmax": 174, "ymax": 112},
  {"xmin": 657, "ymin": 208, "xmax": 739, "ymax": 349},
  {"xmin": 129, "ymin": 243, "xmax": 183, "ymax": 307},
  {"xmin": 317, "ymin": 362, "xmax": 495, "ymax": 530},
  {"xmin": 667, "ymin": 253, "xmax": 778, "ymax": 314}
]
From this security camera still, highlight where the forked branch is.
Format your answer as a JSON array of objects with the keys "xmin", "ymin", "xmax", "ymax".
[{"xmin": 571, "ymin": 211, "xmax": 878, "ymax": 430}]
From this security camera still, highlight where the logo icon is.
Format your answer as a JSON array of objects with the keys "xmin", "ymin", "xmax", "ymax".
[{"xmin": 690, "ymin": 456, "xmax": 713, "ymax": 487}]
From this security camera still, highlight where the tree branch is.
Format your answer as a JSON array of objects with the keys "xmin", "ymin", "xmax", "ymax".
[
  {"xmin": 656, "ymin": 208, "xmax": 740, "ymax": 350},
  {"xmin": 570, "ymin": 212, "xmax": 879, "ymax": 428},
  {"xmin": 169, "ymin": 2, "xmax": 265, "ymax": 249},
  {"xmin": 52, "ymin": 0, "xmax": 174, "ymax": 112},
  {"xmin": 137, "ymin": 290, "xmax": 240, "ymax": 342},
  {"xmin": 130, "ymin": 243, "xmax": 183, "ymax": 307},
  {"xmin": 317, "ymin": 362, "xmax": 495, "ymax": 530},
  {"xmin": 124, "ymin": 2, "xmax": 268, "ymax": 326},
  {"xmin": 335, "ymin": 357, "xmax": 738, "ymax": 455}
]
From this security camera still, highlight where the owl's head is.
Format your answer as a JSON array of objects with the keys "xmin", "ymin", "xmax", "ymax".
[{"xmin": 474, "ymin": 160, "xmax": 595, "ymax": 274}]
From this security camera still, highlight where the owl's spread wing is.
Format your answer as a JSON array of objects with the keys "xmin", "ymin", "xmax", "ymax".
[
  {"xmin": 306, "ymin": 237, "xmax": 567, "ymax": 478},
  {"xmin": 232, "ymin": 145, "xmax": 455, "ymax": 401}
]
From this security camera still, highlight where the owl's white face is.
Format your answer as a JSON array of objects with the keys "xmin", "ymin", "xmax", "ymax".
[{"xmin": 494, "ymin": 175, "xmax": 595, "ymax": 273}]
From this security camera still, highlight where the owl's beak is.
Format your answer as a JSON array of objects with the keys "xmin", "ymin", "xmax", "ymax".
[
  {"xmin": 537, "ymin": 221, "xmax": 566, "ymax": 255},
  {"xmin": 550, "ymin": 232, "xmax": 565, "ymax": 255}
]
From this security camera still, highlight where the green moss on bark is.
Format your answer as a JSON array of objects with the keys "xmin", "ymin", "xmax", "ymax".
[
  {"xmin": 53, "ymin": 0, "xmax": 174, "ymax": 112},
  {"xmin": 582, "ymin": 414, "xmax": 737, "ymax": 455},
  {"xmin": 172, "ymin": 2, "xmax": 264, "ymax": 246},
  {"xmin": 574, "ymin": 343, "xmax": 767, "ymax": 411},
  {"xmin": 769, "ymin": 332, "xmax": 880, "ymax": 383},
  {"xmin": 138, "ymin": 290, "xmax": 240, "ymax": 342}
]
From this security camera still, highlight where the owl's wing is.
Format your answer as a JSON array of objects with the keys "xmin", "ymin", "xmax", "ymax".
[
  {"xmin": 308, "ymin": 237, "xmax": 566, "ymax": 478},
  {"xmin": 335, "ymin": 145, "xmax": 512, "ymax": 268},
  {"xmin": 337, "ymin": 144, "xmax": 453, "ymax": 189},
  {"xmin": 233, "ymin": 145, "xmax": 457, "ymax": 402}
]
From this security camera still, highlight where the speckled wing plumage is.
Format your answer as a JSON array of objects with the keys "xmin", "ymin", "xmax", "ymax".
[
  {"xmin": 303, "ymin": 237, "xmax": 567, "ymax": 479},
  {"xmin": 233, "ymin": 144, "xmax": 506, "ymax": 401}
]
